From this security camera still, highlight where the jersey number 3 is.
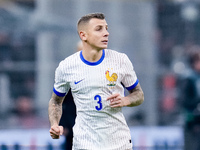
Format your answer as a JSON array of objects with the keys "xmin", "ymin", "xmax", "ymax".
[{"xmin": 94, "ymin": 95, "xmax": 103, "ymax": 111}]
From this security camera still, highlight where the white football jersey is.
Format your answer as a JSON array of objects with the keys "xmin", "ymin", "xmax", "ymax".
[{"xmin": 53, "ymin": 49, "xmax": 138, "ymax": 150}]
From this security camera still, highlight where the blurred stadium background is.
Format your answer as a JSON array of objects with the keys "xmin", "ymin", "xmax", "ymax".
[{"xmin": 1, "ymin": 0, "xmax": 200, "ymax": 149}]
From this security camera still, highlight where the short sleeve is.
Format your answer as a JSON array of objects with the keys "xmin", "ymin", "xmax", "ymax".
[
  {"xmin": 121, "ymin": 54, "xmax": 139, "ymax": 90},
  {"xmin": 53, "ymin": 62, "xmax": 70, "ymax": 97}
]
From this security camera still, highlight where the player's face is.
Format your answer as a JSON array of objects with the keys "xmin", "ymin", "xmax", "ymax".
[{"xmin": 85, "ymin": 18, "xmax": 109, "ymax": 50}]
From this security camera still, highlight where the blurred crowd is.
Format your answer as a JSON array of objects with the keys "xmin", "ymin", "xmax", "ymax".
[
  {"xmin": 158, "ymin": 42, "xmax": 200, "ymax": 150},
  {"xmin": 157, "ymin": 3, "xmax": 200, "ymax": 149},
  {"xmin": 0, "ymin": 1, "xmax": 42, "ymax": 129}
]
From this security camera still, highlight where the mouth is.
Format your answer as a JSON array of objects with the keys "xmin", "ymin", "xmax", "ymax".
[{"xmin": 102, "ymin": 40, "xmax": 108, "ymax": 44}]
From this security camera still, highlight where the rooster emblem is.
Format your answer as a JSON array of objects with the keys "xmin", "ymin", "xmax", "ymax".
[{"xmin": 105, "ymin": 70, "xmax": 118, "ymax": 87}]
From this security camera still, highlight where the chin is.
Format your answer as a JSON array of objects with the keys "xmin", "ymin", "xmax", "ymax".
[
  {"xmin": 96, "ymin": 45, "xmax": 107, "ymax": 50},
  {"xmin": 101, "ymin": 45, "xmax": 108, "ymax": 49}
]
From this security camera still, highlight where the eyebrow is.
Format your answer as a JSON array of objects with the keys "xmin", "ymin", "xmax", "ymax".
[{"xmin": 95, "ymin": 24, "xmax": 108, "ymax": 28}]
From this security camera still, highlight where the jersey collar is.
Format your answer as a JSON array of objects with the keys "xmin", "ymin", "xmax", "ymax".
[{"xmin": 80, "ymin": 49, "xmax": 105, "ymax": 66}]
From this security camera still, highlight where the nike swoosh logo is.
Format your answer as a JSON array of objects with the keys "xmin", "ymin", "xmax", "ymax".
[{"xmin": 74, "ymin": 79, "xmax": 84, "ymax": 84}]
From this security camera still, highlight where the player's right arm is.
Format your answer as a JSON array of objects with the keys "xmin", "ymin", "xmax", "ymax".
[{"xmin": 48, "ymin": 92, "xmax": 65, "ymax": 139}]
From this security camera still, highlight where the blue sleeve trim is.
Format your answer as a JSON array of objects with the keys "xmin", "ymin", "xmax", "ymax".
[
  {"xmin": 53, "ymin": 88, "xmax": 66, "ymax": 97},
  {"xmin": 126, "ymin": 79, "xmax": 139, "ymax": 91}
]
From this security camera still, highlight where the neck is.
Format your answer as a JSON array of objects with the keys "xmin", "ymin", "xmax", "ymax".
[{"xmin": 82, "ymin": 49, "xmax": 103, "ymax": 62}]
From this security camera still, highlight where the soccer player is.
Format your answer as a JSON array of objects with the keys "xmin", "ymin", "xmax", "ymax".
[{"xmin": 49, "ymin": 13, "xmax": 144, "ymax": 150}]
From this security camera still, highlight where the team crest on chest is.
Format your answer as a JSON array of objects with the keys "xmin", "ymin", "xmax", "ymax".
[{"xmin": 105, "ymin": 69, "xmax": 118, "ymax": 88}]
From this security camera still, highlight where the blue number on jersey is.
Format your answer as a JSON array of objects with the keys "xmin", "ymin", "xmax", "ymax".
[{"xmin": 94, "ymin": 95, "xmax": 103, "ymax": 111}]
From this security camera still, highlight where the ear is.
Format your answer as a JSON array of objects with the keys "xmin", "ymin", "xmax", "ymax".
[{"xmin": 79, "ymin": 31, "xmax": 87, "ymax": 41}]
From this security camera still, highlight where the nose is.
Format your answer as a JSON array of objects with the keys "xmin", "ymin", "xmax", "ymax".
[{"xmin": 104, "ymin": 29, "xmax": 109, "ymax": 37}]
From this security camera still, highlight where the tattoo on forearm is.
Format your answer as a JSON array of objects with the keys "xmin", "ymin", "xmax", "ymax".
[
  {"xmin": 128, "ymin": 83, "xmax": 144, "ymax": 107},
  {"xmin": 48, "ymin": 94, "xmax": 64, "ymax": 126}
]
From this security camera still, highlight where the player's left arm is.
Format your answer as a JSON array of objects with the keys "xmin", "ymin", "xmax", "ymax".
[
  {"xmin": 107, "ymin": 83, "xmax": 144, "ymax": 108},
  {"xmin": 125, "ymin": 83, "xmax": 144, "ymax": 107}
]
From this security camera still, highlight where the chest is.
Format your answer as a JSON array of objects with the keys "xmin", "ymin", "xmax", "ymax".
[{"xmin": 67, "ymin": 63, "xmax": 123, "ymax": 93}]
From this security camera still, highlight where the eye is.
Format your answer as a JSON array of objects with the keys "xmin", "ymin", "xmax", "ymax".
[{"xmin": 96, "ymin": 26, "xmax": 102, "ymax": 31}]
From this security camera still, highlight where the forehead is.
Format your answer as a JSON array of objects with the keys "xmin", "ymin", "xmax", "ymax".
[{"xmin": 88, "ymin": 18, "xmax": 107, "ymax": 27}]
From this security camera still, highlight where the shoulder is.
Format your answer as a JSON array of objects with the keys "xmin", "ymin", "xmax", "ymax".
[
  {"xmin": 104, "ymin": 49, "xmax": 131, "ymax": 67},
  {"xmin": 105, "ymin": 49, "xmax": 127, "ymax": 58},
  {"xmin": 105, "ymin": 49, "xmax": 124, "ymax": 55},
  {"xmin": 105, "ymin": 49, "xmax": 130, "ymax": 63},
  {"xmin": 59, "ymin": 51, "xmax": 80, "ymax": 66},
  {"xmin": 55, "ymin": 51, "xmax": 81, "ymax": 73}
]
